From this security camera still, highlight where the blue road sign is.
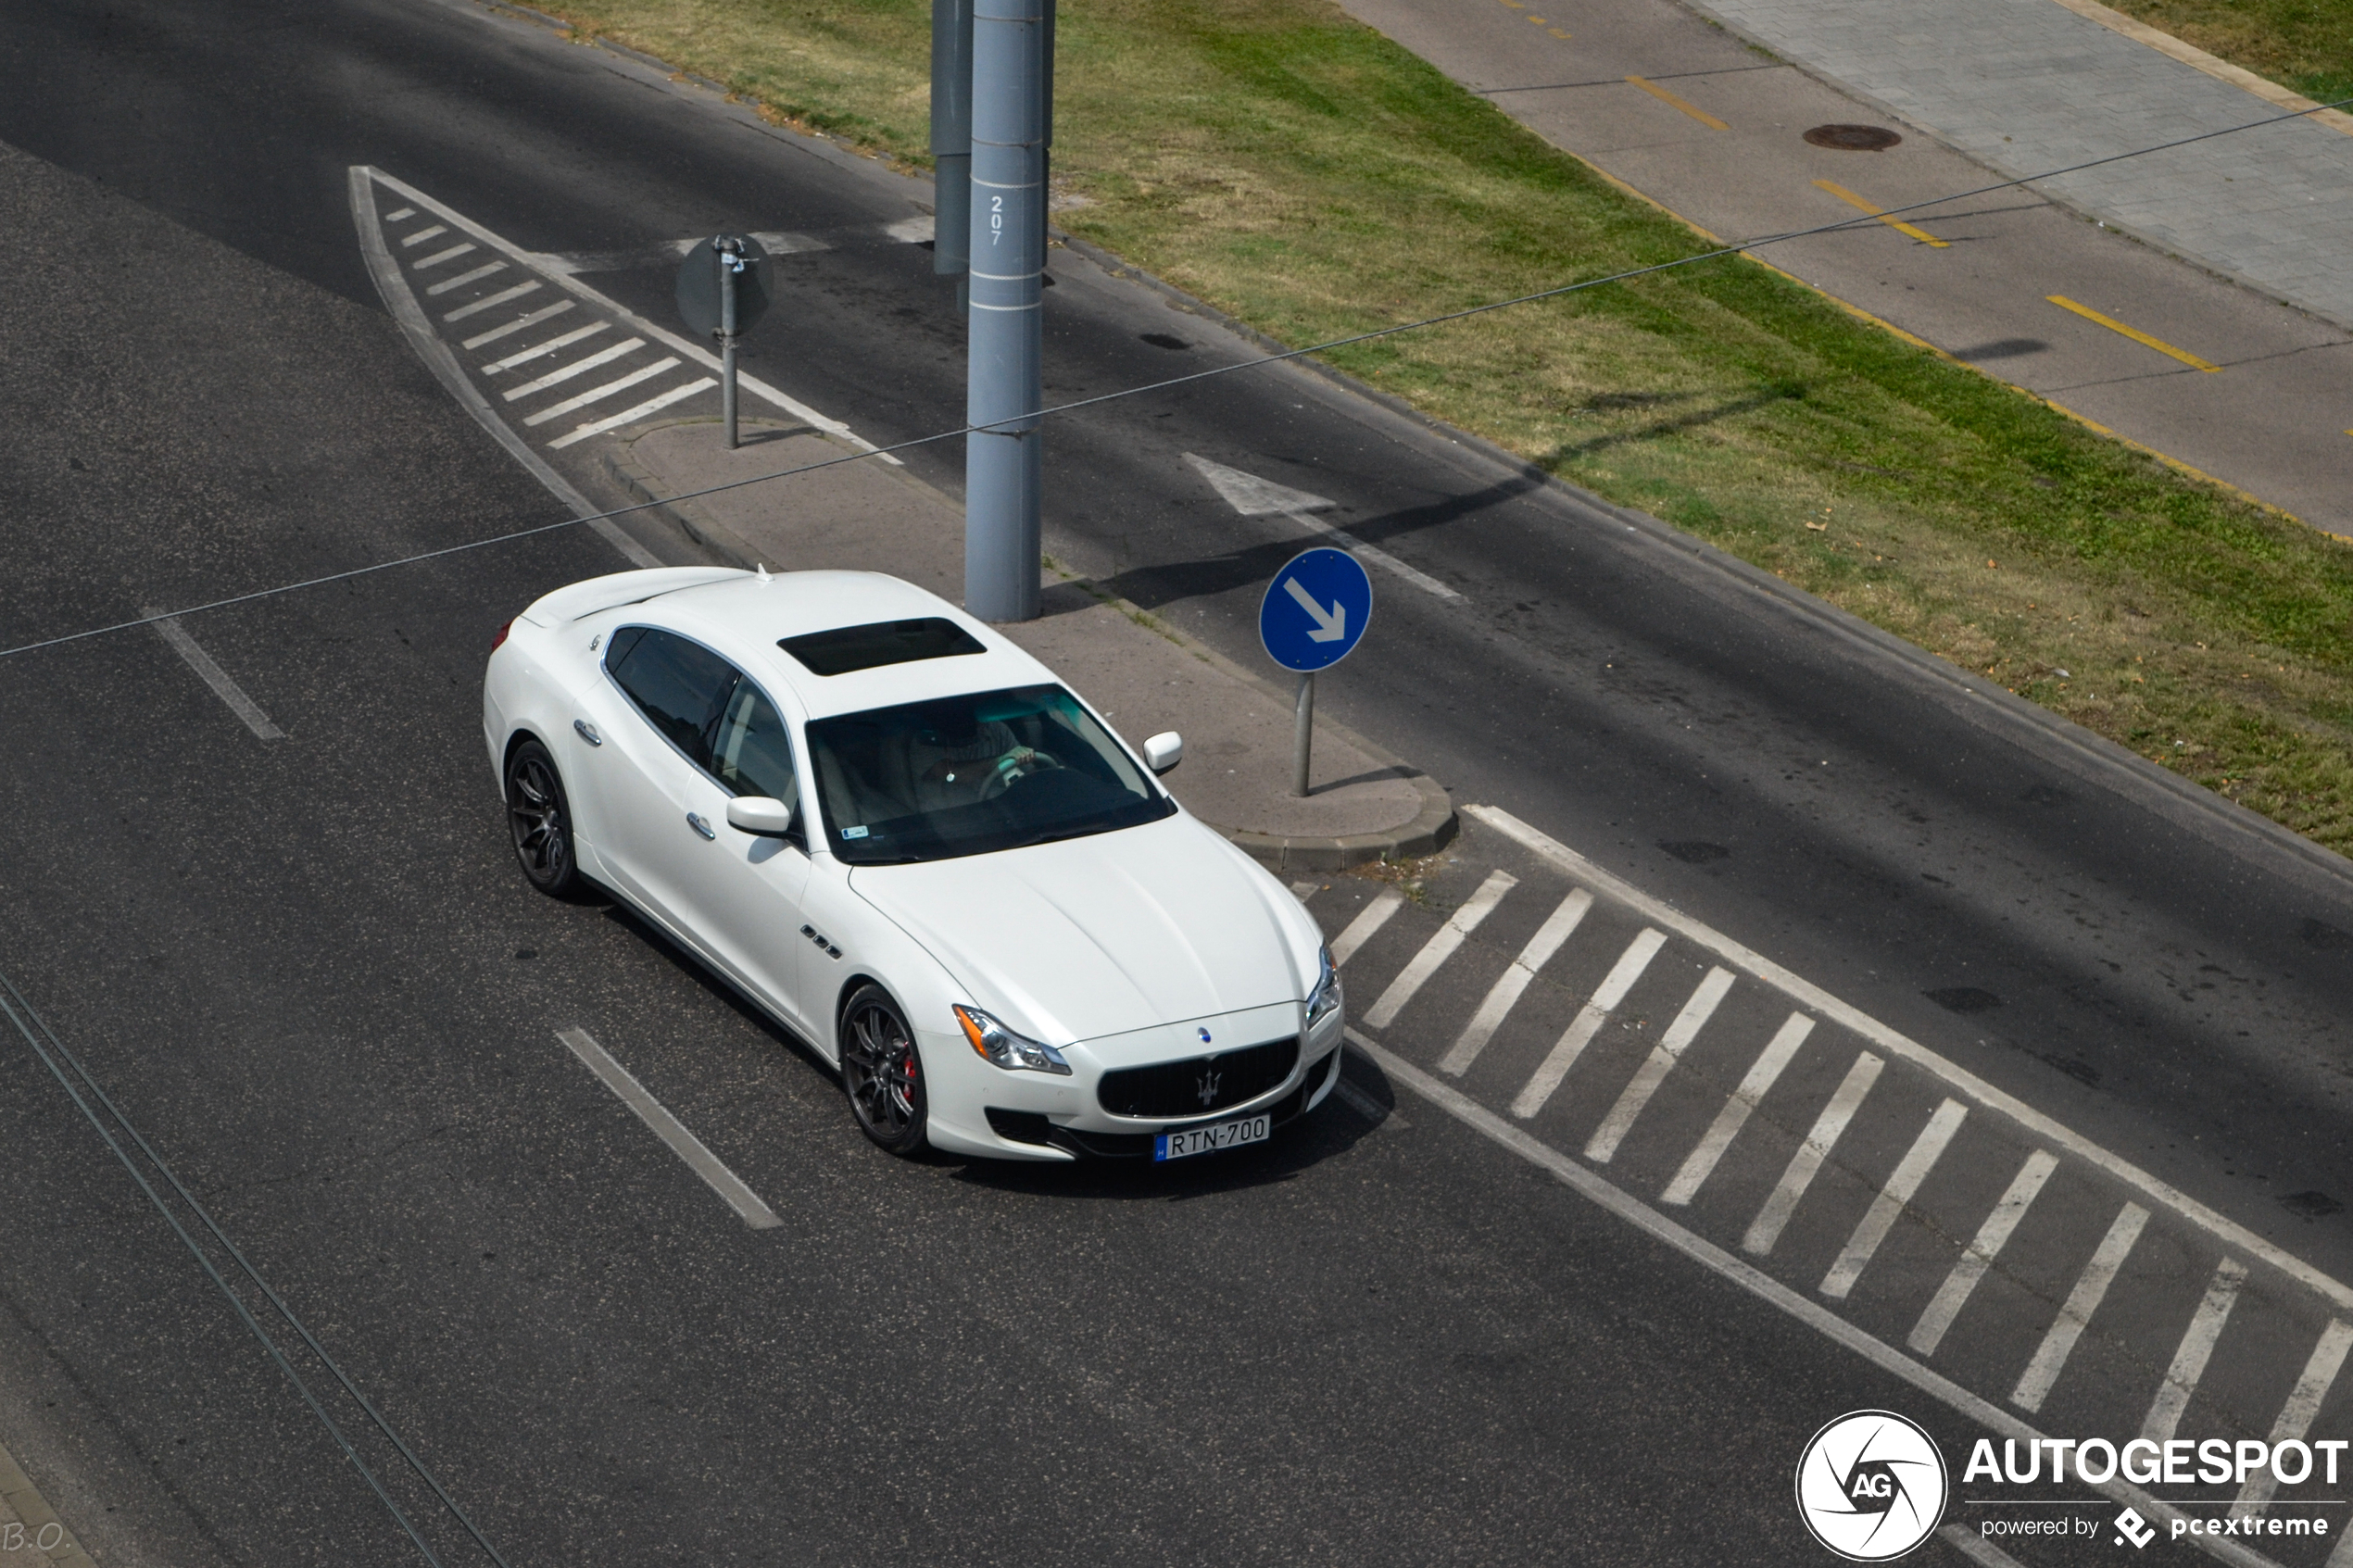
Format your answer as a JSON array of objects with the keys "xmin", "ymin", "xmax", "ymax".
[{"xmin": 1259, "ymin": 546, "xmax": 1373, "ymax": 672}]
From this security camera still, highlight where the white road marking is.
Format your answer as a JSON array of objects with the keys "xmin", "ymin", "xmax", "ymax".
[
  {"xmin": 1819, "ymin": 1098, "xmax": 1968, "ymax": 1299},
  {"xmin": 398, "ymin": 223, "xmax": 448, "ymax": 247},
  {"xmin": 1908, "ymin": 1150, "xmax": 2060, "ymax": 1357},
  {"xmin": 1365, "ymin": 870, "xmax": 1517, "ymax": 1029},
  {"xmin": 461, "ymin": 301, "xmax": 575, "ymax": 351},
  {"xmin": 146, "ymin": 611, "xmax": 283, "ymax": 740},
  {"xmin": 1466, "ymin": 803, "xmax": 2353, "ymax": 1320},
  {"xmin": 2011, "ymin": 1202, "xmax": 2150, "ymax": 1411},
  {"xmin": 424, "ymin": 260, "xmax": 508, "ymax": 296},
  {"xmin": 521, "ymin": 358, "xmax": 680, "ymax": 426},
  {"xmin": 2233, "ymin": 1318, "xmax": 2353, "ymax": 1515},
  {"xmin": 1440, "ymin": 888, "xmax": 1592, "ymax": 1075},
  {"xmin": 1585, "ymin": 966, "xmax": 1734, "ymax": 1163},
  {"xmin": 547, "ymin": 378, "xmax": 718, "ymax": 449},
  {"xmin": 1742, "ymin": 1051, "xmax": 1884, "ymax": 1256},
  {"xmin": 2144, "ymin": 1259, "xmax": 2249, "ymax": 1443},
  {"xmin": 1346, "ymin": 1030, "xmax": 2279, "ymax": 1568},
  {"xmin": 1940, "ymin": 1524, "xmax": 2031, "ymax": 1568},
  {"xmin": 1510, "ymin": 927, "xmax": 1668, "ymax": 1119},
  {"xmin": 382, "ymin": 206, "xmax": 416, "ymax": 221},
  {"xmin": 1331, "ymin": 890, "xmax": 1405, "ymax": 967},
  {"xmin": 556, "ymin": 1027, "xmax": 781, "ymax": 1230},
  {"xmin": 359, "ymin": 168, "xmax": 898, "ymax": 461},
  {"xmin": 1290, "ymin": 880, "xmax": 1321, "ymax": 902},
  {"xmin": 409, "ymin": 242, "xmax": 478, "ymax": 270},
  {"xmin": 484, "ymin": 321, "xmax": 608, "ymax": 373},
  {"xmin": 501, "ymin": 338, "xmax": 645, "ymax": 400},
  {"xmin": 1660, "ymin": 1011, "xmax": 1815, "ymax": 1205},
  {"xmin": 885, "ymin": 214, "xmax": 934, "ymax": 244},
  {"xmin": 442, "ymin": 280, "xmax": 543, "ymax": 322},
  {"xmin": 1184, "ymin": 453, "xmax": 1463, "ymax": 600}
]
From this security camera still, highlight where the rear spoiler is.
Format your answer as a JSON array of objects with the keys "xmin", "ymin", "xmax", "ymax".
[{"xmin": 516, "ymin": 567, "xmax": 748, "ymax": 628}]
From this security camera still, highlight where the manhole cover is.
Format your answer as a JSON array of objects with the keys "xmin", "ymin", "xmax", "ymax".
[{"xmin": 1804, "ymin": 123, "xmax": 1902, "ymax": 151}]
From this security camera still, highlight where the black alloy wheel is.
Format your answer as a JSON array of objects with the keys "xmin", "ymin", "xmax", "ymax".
[
  {"xmin": 840, "ymin": 985, "xmax": 927, "ymax": 1155},
  {"xmin": 505, "ymin": 738, "xmax": 582, "ymax": 898}
]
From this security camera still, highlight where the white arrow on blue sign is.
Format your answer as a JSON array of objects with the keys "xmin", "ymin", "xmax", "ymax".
[{"xmin": 1260, "ymin": 546, "xmax": 1373, "ymax": 672}]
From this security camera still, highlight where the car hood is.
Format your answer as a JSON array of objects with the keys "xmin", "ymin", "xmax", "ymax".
[{"xmin": 849, "ymin": 814, "xmax": 1308, "ymax": 1043}]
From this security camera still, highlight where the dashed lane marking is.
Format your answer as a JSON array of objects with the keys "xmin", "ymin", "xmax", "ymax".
[
  {"xmin": 1812, "ymin": 178, "xmax": 1952, "ymax": 247},
  {"xmin": 1625, "ymin": 74, "xmax": 1730, "ymax": 130},
  {"xmin": 2048, "ymin": 295, "xmax": 2224, "ymax": 371},
  {"xmin": 557, "ymin": 1027, "xmax": 781, "ymax": 1229},
  {"xmin": 146, "ymin": 609, "xmax": 283, "ymax": 740}
]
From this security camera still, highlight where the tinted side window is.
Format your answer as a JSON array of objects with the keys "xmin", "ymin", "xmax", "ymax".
[
  {"xmin": 712, "ymin": 682, "xmax": 799, "ymax": 809},
  {"xmin": 607, "ymin": 628, "xmax": 736, "ymax": 773}
]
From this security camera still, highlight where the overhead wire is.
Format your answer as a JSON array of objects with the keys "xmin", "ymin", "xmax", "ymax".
[{"xmin": 0, "ymin": 89, "xmax": 2345, "ymax": 665}]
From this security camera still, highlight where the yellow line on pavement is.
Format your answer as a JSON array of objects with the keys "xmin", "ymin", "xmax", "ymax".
[
  {"xmin": 1812, "ymin": 179, "xmax": 1950, "ymax": 247},
  {"xmin": 1625, "ymin": 75, "xmax": 1729, "ymax": 131},
  {"xmin": 2046, "ymin": 295, "xmax": 2221, "ymax": 370}
]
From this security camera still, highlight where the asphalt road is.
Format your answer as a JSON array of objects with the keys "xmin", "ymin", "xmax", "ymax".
[{"xmin": 1, "ymin": 0, "xmax": 2350, "ymax": 1564}]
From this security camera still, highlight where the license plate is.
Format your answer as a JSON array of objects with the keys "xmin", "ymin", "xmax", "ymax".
[{"xmin": 1154, "ymin": 1114, "xmax": 1271, "ymax": 1161}]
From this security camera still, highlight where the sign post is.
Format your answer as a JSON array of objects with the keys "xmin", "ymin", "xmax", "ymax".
[
  {"xmin": 1258, "ymin": 546, "xmax": 1374, "ymax": 797},
  {"xmin": 675, "ymin": 235, "xmax": 772, "ymax": 448}
]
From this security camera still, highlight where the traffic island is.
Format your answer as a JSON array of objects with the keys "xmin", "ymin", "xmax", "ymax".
[{"xmin": 604, "ymin": 418, "xmax": 1455, "ymax": 870}]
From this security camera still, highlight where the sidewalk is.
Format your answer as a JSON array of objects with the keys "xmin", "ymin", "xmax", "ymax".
[
  {"xmin": 1688, "ymin": 0, "xmax": 2353, "ymax": 329},
  {"xmin": 606, "ymin": 418, "xmax": 1456, "ymax": 871}
]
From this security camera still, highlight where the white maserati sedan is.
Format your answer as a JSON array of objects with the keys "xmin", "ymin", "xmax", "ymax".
[{"xmin": 484, "ymin": 566, "xmax": 1344, "ymax": 1161}]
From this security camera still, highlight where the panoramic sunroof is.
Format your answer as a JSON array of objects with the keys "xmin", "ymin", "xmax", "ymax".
[{"xmin": 778, "ymin": 617, "xmax": 988, "ymax": 677}]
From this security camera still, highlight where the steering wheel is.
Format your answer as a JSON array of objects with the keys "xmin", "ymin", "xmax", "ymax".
[{"xmin": 975, "ymin": 746, "xmax": 1062, "ymax": 800}]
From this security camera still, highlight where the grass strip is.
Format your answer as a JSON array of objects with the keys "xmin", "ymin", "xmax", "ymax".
[
  {"xmin": 536, "ymin": 0, "xmax": 2353, "ymax": 853},
  {"xmin": 2103, "ymin": 0, "xmax": 2353, "ymax": 107}
]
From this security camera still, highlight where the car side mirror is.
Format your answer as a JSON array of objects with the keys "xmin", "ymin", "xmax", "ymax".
[
  {"xmin": 725, "ymin": 796, "xmax": 798, "ymax": 837},
  {"xmin": 1142, "ymin": 732, "xmax": 1183, "ymax": 775}
]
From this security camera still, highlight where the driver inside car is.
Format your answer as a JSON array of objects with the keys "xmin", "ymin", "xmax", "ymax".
[{"xmin": 892, "ymin": 709, "xmax": 1041, "ymax": 810}]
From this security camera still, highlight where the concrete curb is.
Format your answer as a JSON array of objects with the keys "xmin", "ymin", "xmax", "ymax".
[{"xmin": 599, "ymin": 423, "xmax": 1460, "ymax": 872}]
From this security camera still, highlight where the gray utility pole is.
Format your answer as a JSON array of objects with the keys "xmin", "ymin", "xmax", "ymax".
[
  {"xmin": 929, "ymin": 0, "xmax": 973, "ymax": 304},
  {"xmin": 716, "ymin": 236, "xmax": 745, "ymax": 448},
  {"xmin": 962, "ymin": 0, "xmax": 1052, "ymax": 621}
]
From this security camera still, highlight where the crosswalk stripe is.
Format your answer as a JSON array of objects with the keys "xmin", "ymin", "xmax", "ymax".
[
  {"xmin": 522, "ymin": 358, "xmax": 680, "ymax": 426},
  {"xmin": 1439, "ymin": 888, "xmax": 1592, "ymax": 1075},
  {"xmin": 2012, "ymin": 1202, "xmax": 2150, "ymax": 1411},
  {"xmin": 1365, "ymin": 870, "xmax": 1517, "ymax": 1029},
  {"xmin": 547, "ymin": 378, "xmax": 718, "ymax": 448},
  {"xmin": 424, "ymin": 260, "xmax": 508, "ymax": 296},
  {"xmin": 1510, "ymin": 928, "xmax": 1667, "ymax": 1119},
  {"xmin": 1819, "ymin": 1098, "xmax": 1968, "ymax": 1299},
  {"xmin": 484, "ymin": 320, "xmax": 607, "ymax": 372},
  {"xmin": 399, "ymin": 223, "xmax": 448, "ymax": 247},
  {"xmin": 2233, "ymin": 1318, "xmax": 2353, "ymax": 1516},
  {"xmin": 382, "ymin": 206, "xmax": 416, "ymax": 222},
  {"xmin": 1586, "ymin": 966, "xmax": 1734, "ymax": 1163},
  {"xmin": 1330, "ymin": 890, "xmax": 1404, "ymax": 967},
  {"xmin": 1909, "ymin": 1150, "xmax": 2059, "ymax": 1356},
  {"xmin": 502, "ymin": 338, "xmax": 646, "ymax": 400},
  {"xmin": 2142, "ymin": 1259, "xmax": 2248, "ymax": 1443},
  {"xmin": 1661, "ymin": 1012, "xmax": 1815, "ymax": 1206},
  {"xmin": 1742, "ymin": 1051, "xmax": 1884, "ymax": 1256},
  {"xmin": 442, "ymin": 280, "xmax": 542, "ymax": 322},
  {"xmin": 461, "ymin": 300, "xmax": 576, "ymax": 351},
  {"xmin": 410, "ymin": 241, "xmax": 479, "ymax": 270}
]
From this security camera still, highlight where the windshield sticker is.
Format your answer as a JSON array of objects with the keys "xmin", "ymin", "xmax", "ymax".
[{"xmin": 841, "ymin": 825, "xmax": 870, "ymax": 840}]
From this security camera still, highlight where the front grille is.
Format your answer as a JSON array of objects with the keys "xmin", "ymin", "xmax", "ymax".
[{"xmin": 1097, "ymin": 1036, "xmax": 1299, "ymax": 1119}]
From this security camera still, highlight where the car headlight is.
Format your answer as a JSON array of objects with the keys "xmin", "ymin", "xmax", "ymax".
[
  {"xmin": 954, "ymin": 1005, "xmax": 1073, "ymax": 1075},
  {"xmin": 1306, "ymin": 944, "xmax": 1341, "ymax": 1029}
]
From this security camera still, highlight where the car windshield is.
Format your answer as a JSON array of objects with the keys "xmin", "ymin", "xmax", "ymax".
[{"xmin": 804, "ymin": 684, "xmax": 1175, "ymax": 864}]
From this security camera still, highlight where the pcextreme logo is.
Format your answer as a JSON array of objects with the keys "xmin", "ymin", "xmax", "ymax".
[{"xmin": 1796, "ymin": 1411, "xmax": 1950, "ymax": 1561}]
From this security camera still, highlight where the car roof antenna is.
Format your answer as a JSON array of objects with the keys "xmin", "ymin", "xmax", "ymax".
[{"xmin": 756, "ymin": 562, "xmax": 772, "ymax": 585}]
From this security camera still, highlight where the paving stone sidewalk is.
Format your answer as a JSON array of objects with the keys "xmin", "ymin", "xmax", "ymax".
[{"xmin": 1684, "ymin": 0, "xmax": 2353, "ymax": 328}]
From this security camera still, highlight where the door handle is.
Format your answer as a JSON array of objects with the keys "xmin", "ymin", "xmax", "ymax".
[
  {"xmin": 686, "ymin": 811, "xmax": 716, "ymax": 841},
  {"xmin": 573, "ymin": 719, "xmax": 603, "ymax": 746}
]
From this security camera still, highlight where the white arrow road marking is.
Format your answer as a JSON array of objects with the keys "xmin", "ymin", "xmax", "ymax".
[
  {"xmin": 1282, "ymin": 575, "xmax": 1348, "ymax": 642},
  {"xmin": 1186, "ymin": 454, "xmax": 1463, "ymax": 600}
]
